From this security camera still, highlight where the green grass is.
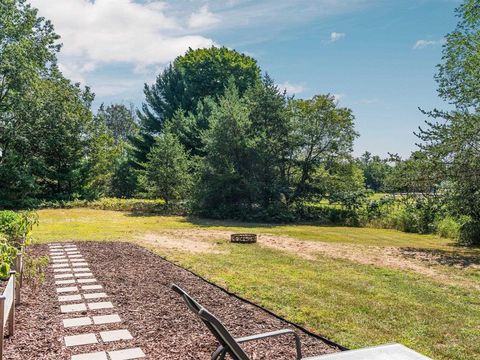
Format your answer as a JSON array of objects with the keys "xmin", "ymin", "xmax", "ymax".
[
  {"xmin": 34, "ymin": 208, "xmax": 480, "ymax": 360},
  {"xmin": 36, "ymin": 208, "xmax": 457, "ymax": 249}
]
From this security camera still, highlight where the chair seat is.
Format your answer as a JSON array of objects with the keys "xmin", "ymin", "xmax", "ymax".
[{"xmin": 303, "ymin": 344, "xmax": 431, "ymax": 360}]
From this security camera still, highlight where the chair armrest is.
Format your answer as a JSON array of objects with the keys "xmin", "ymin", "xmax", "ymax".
[{"xmin": 212, "ymin": 329, "xmax": 303, "ymax": 360}]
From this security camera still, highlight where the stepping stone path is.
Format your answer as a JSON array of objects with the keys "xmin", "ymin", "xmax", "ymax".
[{"xmin": 49, "ymin": 243, "xmax": 146, "ymax": 360}]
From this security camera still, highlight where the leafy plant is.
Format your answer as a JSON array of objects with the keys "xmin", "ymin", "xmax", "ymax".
[
  {"xmin": 23, "ymin": 253, "xmax": 49, "ymax": 287},
  {"xmin": 0, "ymin": 210, "xmax": 38, "ymax": 247},
  {"xmin": 0, "ymin": 237, "xmax": 18, "ymax": 279}
]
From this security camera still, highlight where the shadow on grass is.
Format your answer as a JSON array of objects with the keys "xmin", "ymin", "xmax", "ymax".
[
  {"xmin": 125, "ymin": 211, "xmax": 344, "ymax": 229},
  {"xmin": 399, "ymin": 247, "xmax": 480, "ymax": 268}
]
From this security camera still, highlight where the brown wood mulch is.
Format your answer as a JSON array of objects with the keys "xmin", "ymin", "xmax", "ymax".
[{"xmin": 4, "ymin": 241, "xmax": 339, "ymax": 359}]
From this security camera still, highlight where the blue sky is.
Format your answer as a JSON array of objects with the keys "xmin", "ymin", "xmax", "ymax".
[{"xmin": 30, "ymin": 0, "xmax": 460, "ymax": 157}]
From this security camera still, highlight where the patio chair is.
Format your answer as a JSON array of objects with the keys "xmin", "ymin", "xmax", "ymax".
[
  {"xmin": 171, "ymin": 283, "xmax": 303, "ymax": 360},
  {"xmin": 171, "ymin": 284, "xmax": 432, "ymax": 360}
]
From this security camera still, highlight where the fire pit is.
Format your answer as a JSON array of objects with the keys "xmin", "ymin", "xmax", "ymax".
[{"xmin": 230, "ymin": 233, "xmax": 257, "ymax": 244}]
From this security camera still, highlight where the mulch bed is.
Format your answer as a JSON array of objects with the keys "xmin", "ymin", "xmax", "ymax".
[{"xmin": 4, "ymin": 241, "xmax": 339, "ymax": 359}]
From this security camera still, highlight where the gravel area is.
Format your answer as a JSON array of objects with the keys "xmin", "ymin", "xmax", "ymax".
[{"xmin": 4, "ymin": 241, "xmax": 338, "ymax": 359}]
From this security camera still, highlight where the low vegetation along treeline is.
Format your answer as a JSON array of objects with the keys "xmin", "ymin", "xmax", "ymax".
[{"xmin": 1, "ymin": 0, "xmax": 480, "ymax": 244}]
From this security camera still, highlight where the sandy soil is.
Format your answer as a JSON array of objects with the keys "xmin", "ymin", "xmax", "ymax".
[{"xmin": 139, "ymin": 229, "xmax": 480, "ymax": 290}]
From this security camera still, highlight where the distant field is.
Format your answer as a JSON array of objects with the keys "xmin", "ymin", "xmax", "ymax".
[{"xmin": 35, "ymin": 208, "xmax": 480, "ymax": 360}]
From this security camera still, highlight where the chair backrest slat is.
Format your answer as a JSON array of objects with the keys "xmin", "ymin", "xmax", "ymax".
[{"xmin": 171, "ymin": 284, "xmax": 251, "ymax": 360}]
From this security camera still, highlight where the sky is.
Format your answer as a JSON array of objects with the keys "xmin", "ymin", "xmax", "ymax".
[{"xmin": 29, "ymin": 0, "xmax": 461, "ymax": 157}]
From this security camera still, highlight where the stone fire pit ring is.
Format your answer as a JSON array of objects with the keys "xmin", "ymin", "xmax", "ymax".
[{"xmin": 230, "ymin": 233, "xmax": 257, "ymax": 244}]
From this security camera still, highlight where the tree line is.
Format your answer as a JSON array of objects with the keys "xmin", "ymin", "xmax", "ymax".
[{"xmin": 1, "ymin": 0, "xmax": 479, "ymax": 244}]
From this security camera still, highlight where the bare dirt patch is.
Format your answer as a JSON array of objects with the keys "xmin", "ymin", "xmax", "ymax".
[
  {"xmin": 141, "ymin": 232, "xmax": 227, "ymax": 254},
  {"xmin": 141, "ymin": 229, "xmax": 480, "ymax": 290}
]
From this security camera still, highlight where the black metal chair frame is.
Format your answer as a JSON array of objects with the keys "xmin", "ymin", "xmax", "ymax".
[{"xmin": 171, "ymin": 284, "xmax": 303, "ymax": 360}]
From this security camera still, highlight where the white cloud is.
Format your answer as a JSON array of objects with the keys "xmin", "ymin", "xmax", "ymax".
[
  {"xmin": 278, "ymin": 82, "xmax": 305, "ymax": 95},
  {"xmin": 413, "ymin": 39, "xmax": 445, "ymax": 50},
  {"xmin": 330, "ymin": 32, "xmax": 346, "ymax": 43},
  {"xmin": 30, "ymin": 0, "xmax": 216, "ymax": 83},
  {"xmin": 188, "ymin": 5, "xmax": 221, "ymax": 29},
  {"xmin": 332, "ymin": 93, "xmax": 345, "ymax": 102}
]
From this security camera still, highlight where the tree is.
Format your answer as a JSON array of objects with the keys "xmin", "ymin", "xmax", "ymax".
[
  {"xmin": 141, "ymin": 130, "xmax": 192, "ymax": 203},
  {"xmin": 132, "ymin": 47, "xmax": 261, "ymax": 166},
  {"xmin": 417, "ymin": 0, "xmax": 480, "ymax": 244},
  {"xmin": 95, "ymin": 103, "xmax": 138, "ymax": 143},
  {"xmin": 0, "ymin": 0, "xmax": 60, "ymax": 206},
  {"xmin": 436, "ymin": 0, "xmax": 480, "ymax": 110},
  {"xmin": 285, "ymin": 95, "xmax": 358, "ymax": 204},
  {"xmin": 194, "ymin": 83, "xmax": 256, "ymax": 218},
  {"xmin": 244, "ymin": 74, "xmax": 290, "ymax": 209},
  {"xmin": 358, "ymin": 152, "xmax": 392, "ymax": 192}
]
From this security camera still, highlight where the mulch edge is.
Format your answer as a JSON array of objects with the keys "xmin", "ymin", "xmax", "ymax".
[{"xmin": 140, "ymin": 243, "xmax": 349, "ymax": 352}]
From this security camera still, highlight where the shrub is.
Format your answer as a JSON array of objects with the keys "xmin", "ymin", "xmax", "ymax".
[
  {"xmin": 0, "ymin": 210, "xmax": 38, "ymax": 246},
  {"xmin": 435, "ymin": 216, "xmax": 465, "ymax": 239},
  {"xmin": 0, "ymin": 237, "xmax": 18, "ymax": 279},
  {"xmin": 23, "ymin": 254, "xmax": 49, "ymax": 287},
  {"xmin": 458, "ymin": 221, "xmax": 480, "ymax": 246}
]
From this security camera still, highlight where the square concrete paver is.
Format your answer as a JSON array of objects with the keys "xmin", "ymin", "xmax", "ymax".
[
  {"xmin": 61, "ymin": 303, "xmax": 87, "ymax": 313},
  {"xmin": 75, "ymin": 272, "xmax": 94, "ymax": 278},
  {"xmin": 63, "ymin": 316, "xmax": 92, "ymax": 328},
  {"xmin": 54, "ymin": 268, "xmax": 73, "ymax": 273},
  {"xmin": 52, "ymin": 260, "xmax": 69, "ymax": 264},
  {"xmin": 71, "ymin": 261, "xmax": 88, "ymax": 265},
  {"xmin": 55, "ymin": 273, "xmax": 74, "ymax": 279},
  {"xmin": 108, "ymin": 348, "xmax": 145, "ymax": 360},
  {"xmin": 77, "ymin": 278, "xmax": 97, "ymax": 284},
  {"xmin": 88, "ymin": 301, "xmax": 113, "ymax": 310},
  {"xmin": 71, "ymin": 351, "xmax": 108, "ymax": 360},
  {"xmin": 59, "ymin": 294, "xmax": 82, "ymax": 302},
  {"xmin": 72, "ymin": 267, "xmax": 90, "ymax": 272},
  {"xmin": 56, "ymin": 279, "xmax": 76, "ymax": 285},
  {"xmin": 70, "ymin": 259, "xmax": 86, "ymax": 263},
  {"xmin": 84, "ymin": 292, "xmax": 107, "ymax": 300},
  {"xmin": 64, "ymin": 333, "xmax": 98, "ymax": 347},
  {"xmin": 92, "ymin": 314, "xmax": 121, "ymax": 325},
  {"xmin": 82, "ymin": 284, "xmax": 102, "ymax": 290},
  {"xmin": 52, "ymin": 263, "xmax": 70, "ymax": 268},
  {"xmin": 68, "ymin": 255, "xmax": 83, "ymax": 258},
  {"xmin": 99, "ymin": 329, "xmax": 132, "ymax": 343},
  {"xmin": 56, "ymin": 286, "xmax": 78, "ymax": 293}
]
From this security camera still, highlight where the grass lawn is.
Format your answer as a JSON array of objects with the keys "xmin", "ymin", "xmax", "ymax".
[{"xmin": 35, "ymin": 208, "xmax": 480, "ymax": 360}]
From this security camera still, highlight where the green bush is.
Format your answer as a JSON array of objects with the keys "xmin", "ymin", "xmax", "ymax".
[
  {"xmin": 0, "ymin": 210, "xmax": 38, "ymax": 246},
  {"xmin": 458, "ymin": 221, "xmax": 480, "ymax": 246},
  {"xmin": 435, "ymin": 216, "xmax": 464, "ymax": 239},
  {"xmin": 0, "ymin": 237, "xmax": 17, "ymax": 279}
]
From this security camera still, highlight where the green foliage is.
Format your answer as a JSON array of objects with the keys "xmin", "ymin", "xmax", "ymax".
[
  {"xmin": 0, "ymin": 210, "xmax": 38, "ymax": 246},
  {"xmin": 436, "ymin": 0, "xmax": 480, "ymax": 110},
  {"xmin": 435, "ymin": 216, "xmax": 465, "ymax": 239},
  {"xmin": 140, "ymin": 130, "xmax": 192, "ymax": 203},
  {"xmin": 41, "ymin": 198, "xmax": 186, "ymax": 215},
  {"xmin": 82, "ymin": 123, "xmax": 122, "ymax": 199},
  {"xmin": 285, "ymin": 95, "xmax": 358, "ymax": 204},
  {"xmin": 458, "ymin": 220, "xmax": 480, "ymax": 246},
  {"xmin": 133, "ymin": 47, "xmax": 261, "ymax": 166},
  {"xmin": 194, "ymin": 82, "xmax": 255, "ymax": 218},
  {"xmin": 0, "ymin": 238, "xmax": 17, "ymax": 279},
  {"xmin": 412, "ymin": 0, "xmax": 480, "ymax": 246},
  {"xmin": 358, "ymin": 152, "xmax": 392, "ymax": 192},
  {"xmin": 23, "ymin": 253, "xmax": 49, "ymax": 287},
  {"xmin": 96, "ymin": 103, "xmax": 138, "ymax": 142}
]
